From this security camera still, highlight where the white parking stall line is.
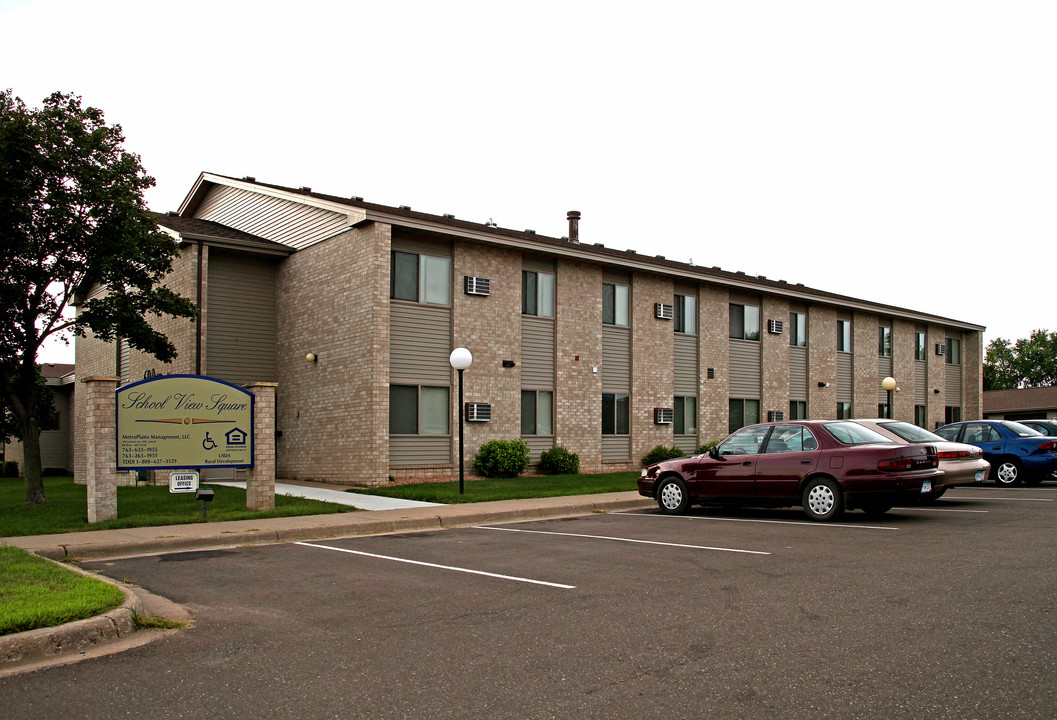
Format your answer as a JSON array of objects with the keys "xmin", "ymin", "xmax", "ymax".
[
  {"xmin": 611, "ymin": 512, "xmax": 898, "ymax": 531},
  {"xmin": 473, "ymin": 526, "xmax": 771, "ymax": 555},
  {"xmin": 950, "ymin": 496, "xmax": 1054, "ymax": 502},
  {"xmin": 294, "ymin": 542, "xmax": 575, "ymax": 589},
  {"xmin": 892, "ymin": 507, "xmax": 988, "ymax": 514}
]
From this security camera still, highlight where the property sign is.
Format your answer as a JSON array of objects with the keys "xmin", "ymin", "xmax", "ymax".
[
  {"xmin": 116, "ymin": 375, "xmax": 254, "ymax": 470},
  {"xmin": 169, "ymin": 471, "xmax": 200, "ymax": 493}
]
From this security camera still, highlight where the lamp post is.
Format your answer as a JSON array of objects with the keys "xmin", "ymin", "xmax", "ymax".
[
  {"xmin": 882, "ymin": 376, "xmax": 897, "ymax": 419},
  {"xmin": 449, "ymin": 347, "xmax": 473, "ymax": 495}
]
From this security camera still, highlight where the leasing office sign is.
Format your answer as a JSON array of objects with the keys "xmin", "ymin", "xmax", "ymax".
[{"xmin": 116, "ymin": 375, "xmax": 254, "ymax": 470}]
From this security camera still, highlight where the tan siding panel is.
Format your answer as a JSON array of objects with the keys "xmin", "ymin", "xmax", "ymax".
[
  {"xmin": 206, "ymin": 252, "xmax": 277, "ymax": 386},
  {"xmin": 389, "ymin": 436, "xmax": 451, "ymax": 465},
  {"xmin": 673, "ymin": 435, "xmax": 698, "ymax": 455},
  {"xmin": 195, "ymin": 185, "xmax": 347, "ymax": 250},
  {"xmin": 602, "ymin": 435, "xmax": 631, "ymax": 462},
  {"xmin": 602, "ymin": 326, "xmax": 631, "ymax": 392},
  {"xmin": 521, "ymin": 316, "xmax": 555, "ymax": 388},
  {"xmin": 729, "ymin": 340, "xmax": 761, "ymax": 397},
  {"xmin": 789, "ymin": 346, "xmax": 808, "ymax": 401},
  {"xmin": 390, "ymin": 302, "xmax": 452, "ymax": 386},
  {"xmin": 523, "ymin": 435, "xmax": 555, "ymax": 463},
  {"xmin": 674, "ymin": 334, "xmax": 698, "ymax": 395},
  {"xmin": 837, "ymin": 353, "xmax": 853, "ymax": 403},
  {"xmin": 877, "ymin": 357, "xmax": 894, "ymax": 403},
  {"xmin": 915, "ymin": 361, "xmax": 928, "ymax": 404},
  {"xmin": 945, "ymin": 364, "xmax": 963, "ymax": 405}
]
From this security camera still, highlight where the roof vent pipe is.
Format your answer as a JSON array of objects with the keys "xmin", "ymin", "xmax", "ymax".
[{"xmin": 567, "ymin": 210, "xmax": 581, "ymax": 243}]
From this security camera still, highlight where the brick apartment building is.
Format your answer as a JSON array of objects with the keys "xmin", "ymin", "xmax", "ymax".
[{"xmin": 73, "ymin": 172, "xmax": 985, "ymax": 486}]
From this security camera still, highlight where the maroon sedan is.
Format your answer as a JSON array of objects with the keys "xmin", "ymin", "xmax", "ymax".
[{"xmin": 638, "ymin": 420, "xmax": 942, "ymax": 521}]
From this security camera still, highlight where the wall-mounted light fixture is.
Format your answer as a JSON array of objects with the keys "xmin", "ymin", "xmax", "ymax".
[
  {"xmin": 306, "ymin": 353, "xmax": 318, "ymax": 363},
  {"xmin": 934, "ymin": 388, "xmax": 941, "ymax": 394},
  {"xmin": 818, "ymin": 381, "xmax": 831, "ymax": 388},
  {"xmin": 502, "ymin": 360, "xmax": 516, "ymax": 368}
]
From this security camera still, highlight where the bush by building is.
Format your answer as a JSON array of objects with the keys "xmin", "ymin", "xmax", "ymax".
[
  {"xmin": 538, "ymin": 446, "xmax": 580, "ymax": 475},
  {"xmin": 472, "ymin": 439, "xmax": 530, "ymax": 479}
]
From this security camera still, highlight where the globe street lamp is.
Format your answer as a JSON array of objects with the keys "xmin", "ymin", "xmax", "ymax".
[
  {"xmin": 449, "ymin": 348, "xmax": 473, "ymax": 495},
  {"xmin": 882, "ymin": 376, "xmax": 897, "ymax": 419}
]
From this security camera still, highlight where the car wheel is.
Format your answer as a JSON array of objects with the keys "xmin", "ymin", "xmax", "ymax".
[
  {"xmin": 994, "ymin": 459, "xmax": 1023, "ymax": 487},
  {"xmin": 860, "ymin": 502, "xmax": 893, "ymax": 518},
  {"xmin": 802, "ymin": 477, "xmax": 845, "ymax": 521},
  {"xmin": 655, "ymin": 476, "xmax": 691, "ymax": 515}
]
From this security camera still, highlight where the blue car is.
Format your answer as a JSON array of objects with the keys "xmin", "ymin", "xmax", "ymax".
[{"xmin": 935, "ymin": 420, "xmax": 1057, "ymax": 486}]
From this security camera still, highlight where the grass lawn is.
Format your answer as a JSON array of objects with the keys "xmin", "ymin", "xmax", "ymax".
[
  {"xmin": 0, "ymin": 476, "xmax": 351, "ymax": 538},
  {"xmin": 354, "ymin": 471, "xmax": 641, "ymax": 504},
  {"xmin": 0, "ymin": 546, "xmax": 125, "ymax": 635}
]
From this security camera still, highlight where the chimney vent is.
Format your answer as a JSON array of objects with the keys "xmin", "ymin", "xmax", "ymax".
[{"xmin": 567, "ymin": 210, "xmax": 581, "ymax": 243}]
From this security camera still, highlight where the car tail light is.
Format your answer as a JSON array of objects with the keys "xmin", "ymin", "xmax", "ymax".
[
  {"xmin": 878, "ymin": 457, "xmax": 916, "ymax": 471},
  {"xmin": 938, "ymin": 450, "xmax": 973, "ymax": 459},
  {"xmin": 1038, "ymin": 441, "xmax": 1057, "ymax": 452}
]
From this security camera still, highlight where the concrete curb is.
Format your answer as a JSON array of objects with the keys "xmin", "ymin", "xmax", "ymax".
[{"xmin": 0, "ymin": 557, "xmax": 144, "ymax": 670}]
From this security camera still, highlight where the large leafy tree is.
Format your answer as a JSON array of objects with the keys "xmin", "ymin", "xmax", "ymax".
[
  {"xmin": 0, "ymin": 90, "xmax": 197, "ymax": 505},
  {"xmin": 983, "ymin": 330, "xmax": 1057, "ymax": 391}
]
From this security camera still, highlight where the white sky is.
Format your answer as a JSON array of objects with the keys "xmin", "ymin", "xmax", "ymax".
[{"xmin": 6, "ymin": 0, "xmax": 1053, "ymax": 365}]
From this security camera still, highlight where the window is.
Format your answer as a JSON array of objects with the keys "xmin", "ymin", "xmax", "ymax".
[
  {"xmin": 729, "ymin": 303, "xmax": 760, "ymax": 340},
  {"xmin": 602, "ymin": 393, "xmax": 630, "ymax": 435},
  {"xmin": 391, "ymin": 250, "xmax": 451, "ymax": 305},
  {"xmin": 389, "ymin": 385, "xmax": 450, "ymax": 435},
  {"xmin": 764, "ymin": 424, "xmax": 819, "ymax": 454},
  {"xmin": 915, "ymin": 405, "xmax": 927, "ymax": 428},
  {"xmin": 945, "ymin": 406, "xmax": 962, "ymax": 424},
  {"xmin": 963, "ymin": 423, "xmax": 1000, "ymax": 444},
  {"xmin": 915, "ymin": 332, "xmax": 927, "ymax": 362},
  {"xmin": 522, "ymin": 271, "xmax": 555, "ymax": 317},
  {"xmin": 946, "ymin": 337, "xmax": 961, "ymax": 365},
  {"xmin": 674, "ymin": 396, "xmax": 697, "ymax": 435},
  {"xmin": 602, "ymin": 283, "xmax": 629, "ymax": 326},
  {"xmin": 878, "ymin": 403, "xmax": 890, "ymax": 419},
  {"xmin": 837, "ymin": 320, "xmax": 852, "ymax": 352},
  {"xmin": 836, "ymin": 402, "xmax": 852, "ymax": 419},
  {"xmin": 878, "ymin": 326, "xmax": 892, "ymax": 357},
  {"xmin": 789, "ymin": 313, "xmax": 807, "ymax": 347},
  {"xmin": 789, "ymin": 400, "xmax": 807, "ymax": 420},
  {"xmin": 674, "ymin": 294, "xmax": 696, "ymax": 334},
  {"xmin": 719, "ymin": 424, "xmax": 770, "ymax": 455},
  {"xmin": 728, "ymin": 398, "xmax": 760, "ymax": 433},
  {"xmin": 521, "ymin": 390, "xmax": 553, "ymax": 435}
]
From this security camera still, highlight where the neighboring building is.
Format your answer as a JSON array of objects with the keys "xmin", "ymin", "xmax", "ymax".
[
  {"xmin": 983, "ymin": 387, "xmax": 1057, "ymax": 420},
  {"xmin": 5, "ymin": 363, "xmax": 75, "ymax": 473},
  {"xmin": 74, "ymin": 172, "xmax": 985, "ymax": 485}
]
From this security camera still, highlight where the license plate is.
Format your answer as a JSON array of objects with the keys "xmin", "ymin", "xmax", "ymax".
[
  {"xmin": 921, "ymin": 480, "xmax": 932, "ymax": 494},
  {"xmin": 974, "ymin": 470, "xmax": 986, "ymax": 483}
]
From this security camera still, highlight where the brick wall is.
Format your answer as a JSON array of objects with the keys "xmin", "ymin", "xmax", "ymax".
[
  {"xmin": 631, "ymin": 274, "xmax": 675, "ymax": 462},
  {"xmin": 807, "ymin": 305, "xmax": 837, "ymax": 418},
  {"xmin": 555, "ymin": 260, "xmax": 603, "ymax": 471},
  {"xmin": 698, "ymin": 285, "xmax": 730, "ymax": 442},
  {"xmin": 452, "ymin": 242, "xmax": 522, "ymax": 466},
  {"xmin": 927, "ymin": 325, "xmax": 948, "ymax": 428},
  {"xmin": 762, "ymin": 296, "xmax": 791, "ymax": 421},
  {"xmin": 964, "ymin": 330, "xmax": 983, "ymax": 419},
  {"xmin": 893, "ymin": 319, "xmax": 917, "ymax": 420},
  {"xmin": 853, "ymin": 311, "xmax": 879, "ymax": 417},
  {"xmin": 274, "ymin": 223, "xmax": 390, "ymax": 485}
]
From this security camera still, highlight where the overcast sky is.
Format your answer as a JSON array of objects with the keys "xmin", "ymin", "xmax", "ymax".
[{"xmin": 6, "ymin": 0, "xmax": 1054, "ymax": 366}]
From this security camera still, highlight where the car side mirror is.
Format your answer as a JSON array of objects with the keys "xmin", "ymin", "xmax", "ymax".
[{"xmin": 708, "ymin": 445, "xmax": 721, "ymax": 459}]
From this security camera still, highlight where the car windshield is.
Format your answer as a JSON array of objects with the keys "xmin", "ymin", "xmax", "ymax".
[
  {"xmin": 823, "ymin": 421, "xmax": 895, "ymax": 446},
  {"xmin": 1003, "ymin": 421, "xmax": 1043, "ymax": 437},
  {"xmin": 878, "ymin": 421, "xmax": 944, "ymax": 443}
]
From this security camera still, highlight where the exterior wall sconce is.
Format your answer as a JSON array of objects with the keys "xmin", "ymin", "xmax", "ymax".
[
  {"xmin": 817, "ymin": 381, "xmax": 830, "ymax": 388},
  {"xmin": 502, "ymin": 360, "xmax": 516, "ymax": 368},
  {"xmin": 306, "ymin": 353, "xmax": 318, "ymax": 363}
]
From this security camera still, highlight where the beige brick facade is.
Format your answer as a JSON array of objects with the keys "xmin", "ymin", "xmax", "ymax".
[
  {"xmin": 698, "ymin": 285, "xmax": 731, "ymax": 443},
  {"xmin": 761, "ymin": 296, "xmax": 791, "ymax": 422},
  {"xmin": 631, "ymin": 274, "xmax": 675, "ymax": 462}
]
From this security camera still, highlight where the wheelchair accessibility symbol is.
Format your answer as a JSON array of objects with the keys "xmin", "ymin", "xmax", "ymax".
[{"xmin": 202, "ymin": 432, "xmax": 217, "ymax": 450}]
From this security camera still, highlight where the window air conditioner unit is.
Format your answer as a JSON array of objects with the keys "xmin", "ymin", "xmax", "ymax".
[
  {"xmin": 655, "ymin": 407, "xmax": 674, "ymax": 424},
  {"xmin": 465, "ymin": 402, "xmax": 492, "ymax": 422},
  {"xmin": 464, "ymin": 276, "xmax": 491, "ymax": 296},
  {"xmin": 767, "ymin": 319, "xmax": 784, "ymax": 334},
  {"xmin": 768, "ymin": 410, "xmax": 785, "ymax": 422},
  {"xmin": 935, "ymin": 343, "xmax": 946, "ymax": 356},
  {"xmin": 655, "ymin": 303, "xmax": 674, "ymax": 320}
]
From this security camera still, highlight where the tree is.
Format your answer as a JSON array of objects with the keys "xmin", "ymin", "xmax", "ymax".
[
  {"xmin": 0, "ymin": 90, "xmax": 197, "ymax": 505},
  {"xmin": 982, "ymin": 330, "xmax": 1057, "ymax": 391}
]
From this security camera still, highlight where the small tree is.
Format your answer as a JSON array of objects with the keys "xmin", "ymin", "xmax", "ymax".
[
  {"xmin": 983, "ymin": 330, "xmax": 1057, "ymax": 391},
  {"xmin": 0, "ymin": 90, "xmax": 197, "ymax": 505}
]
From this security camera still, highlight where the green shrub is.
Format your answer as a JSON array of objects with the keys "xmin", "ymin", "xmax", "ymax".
[
  {"xmin": 538, "ymin": 445, "xmax": 580, "ymax": 475},
  {"xmin": 640, "ymin": 445, "xmax": 685, "ymax": 467},
  {"xmin": 3, "ymin": 461, "xmax": 18, "ymax": 478},
  {"xmin": 472, "ymin": 439, "xmax": 530, "ymax": 479},
  {"xmin": 697, "ymin": 441, "xmax": 720, "ymax": 455}
]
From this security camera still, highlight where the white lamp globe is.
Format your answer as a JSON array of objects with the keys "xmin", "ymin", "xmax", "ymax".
[{"xmin": 449, "ymin": 347, "xmax": 473, "ymax": 370}]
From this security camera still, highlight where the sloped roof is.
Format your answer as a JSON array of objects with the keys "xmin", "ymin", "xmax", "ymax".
[{"xmin": 150, "ymin": 212, "xmax": 292, "ymax": 255}]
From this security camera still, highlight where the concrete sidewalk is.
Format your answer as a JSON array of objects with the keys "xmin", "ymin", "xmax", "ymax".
[
  {"xmin": 205, "ymin": 480, "xmax": 443, "ymax": 511},
  {"xmin": 4, "ymin": 491, "xmax": 654, "ymax": 562}
]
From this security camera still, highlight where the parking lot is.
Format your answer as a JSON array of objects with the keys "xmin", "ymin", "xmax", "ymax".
[{"xmin": 4, "ymin": 485, "xmax": 1057, "ymax": 719}]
